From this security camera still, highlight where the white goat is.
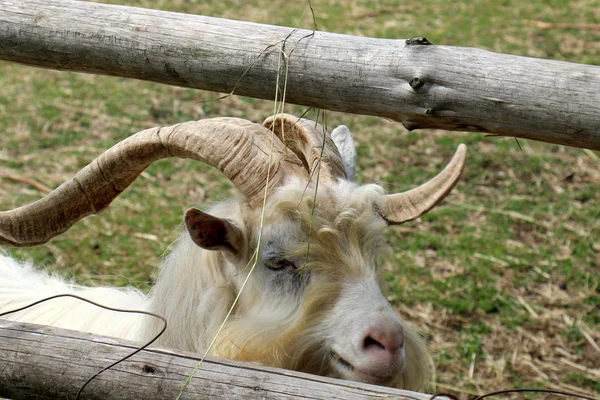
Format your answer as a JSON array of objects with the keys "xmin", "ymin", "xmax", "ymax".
[{"xmin": 0, "ymin": 114, "xmax": 466, "ymax": 391}]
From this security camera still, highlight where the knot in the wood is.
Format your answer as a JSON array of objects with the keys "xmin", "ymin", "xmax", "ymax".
[
  {"xmin": 142, "ymin": 364, "xmax": 157, "ymax": 374},
  {"xmin": 405, "ymin": 37, "xmax": 432, "ymax": 46},
  {"xmin": 409, "ymin": 77, "xmax": 425, "ymax": 89},
  {"xmin": 425, "ymin": 108, "xmax": 434, "ymax": 115}
]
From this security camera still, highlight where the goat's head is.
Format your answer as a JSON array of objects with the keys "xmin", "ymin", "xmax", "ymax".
[
  {"xmin": 182, "ymin": 114, "xmax": 465, "ymax": 389},
  {"xmin": 0, "ymin": 114, "xmax": 466, "ymax": 390}
]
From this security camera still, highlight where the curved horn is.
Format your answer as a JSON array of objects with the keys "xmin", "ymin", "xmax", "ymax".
[
  {"xmin": 382, "ymin": 144, "xmax": 467, "ymax": 224},
  {"xmin": 0, "ymin": 118, "xmax": 302, "ymax": 247},
  {"xmin": 263, "ymin": 114, "xmax": 347, "ymax": 181}
]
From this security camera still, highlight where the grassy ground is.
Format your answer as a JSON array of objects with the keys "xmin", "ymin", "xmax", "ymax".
[{"xmin": 1, "ymin": 0, "xmax": 599, "ymax": 398}]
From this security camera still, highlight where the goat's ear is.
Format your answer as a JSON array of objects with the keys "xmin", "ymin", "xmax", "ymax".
[
  {"xmin": 331, "ymin": 125, "xmax": 357, "ymax": 182},
  {"xmin": 184, "ymin": 208, "xmax": 244, "ymax": 256}
]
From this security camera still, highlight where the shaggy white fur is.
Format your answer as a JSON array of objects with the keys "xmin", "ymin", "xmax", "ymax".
[{"xmin": 0, "ymin": 254, "xmax": 147, "ymax": 339}]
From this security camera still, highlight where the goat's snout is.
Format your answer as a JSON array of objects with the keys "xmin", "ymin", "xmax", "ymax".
[
  {"xmin": 359, "ymin": 321, "xmax": 405, "ymax": 376},
  {"xmin": 327, "ymin": 278, "xmax": 413, "ymax": 386},
  {"xmin": 331, "ymin": 317, "xmax": 406, "ymax": 385}
]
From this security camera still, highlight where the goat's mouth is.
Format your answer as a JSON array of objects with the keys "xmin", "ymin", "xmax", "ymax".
[{"xmin": 331, "ymin": 352, "xmax": 396, "ymax": 386}]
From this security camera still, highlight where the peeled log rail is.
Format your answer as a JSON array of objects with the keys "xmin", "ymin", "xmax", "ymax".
[
  {"xmin": 1, "ymin": 0, "xmax": 599, "ymax": 150},
  {"xmin": 0, "ymin": 320, "xmax": 436, "ymax": 400}
]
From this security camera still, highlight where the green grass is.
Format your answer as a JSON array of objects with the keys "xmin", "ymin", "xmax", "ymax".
[{"xmin": 1, "ymin": 0, "xmax": 599, "ymax": 398}]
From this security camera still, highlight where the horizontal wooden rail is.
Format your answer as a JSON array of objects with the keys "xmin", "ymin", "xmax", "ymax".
[
  {"xmin": 0, "ymin": 0, "xmax": 599, "ymax": 149},
  {"xmin": 0, "ymin": 320, "xmax": 437, "ymax": 399}
]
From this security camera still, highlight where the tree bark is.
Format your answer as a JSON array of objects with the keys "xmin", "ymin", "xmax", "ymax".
[
  {"xmin": 0, "ymin": 320, "xmax": 435, "ymax": 400},
  {"xmin": 0, "ymin": 0, "xmax": 599, "ymax": 149}
]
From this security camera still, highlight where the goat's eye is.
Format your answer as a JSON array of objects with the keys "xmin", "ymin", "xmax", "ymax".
[{"xmin": 264, "ymin": 258, "xmax": 296, "ymax": 270}]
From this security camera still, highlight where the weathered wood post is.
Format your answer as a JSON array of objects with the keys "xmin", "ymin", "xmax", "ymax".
[
  {"xmin": 0, "ymin": 320, "xmax": 439, "ymax": 400},
  {"xmin": 1, "ymin": 0, "xmax": 599, "ymax": 149}
]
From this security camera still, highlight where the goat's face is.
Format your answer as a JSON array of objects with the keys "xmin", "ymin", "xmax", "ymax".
[{"xmin": 185, "ymin": 179, "xmax": 430, "ymax": 390}]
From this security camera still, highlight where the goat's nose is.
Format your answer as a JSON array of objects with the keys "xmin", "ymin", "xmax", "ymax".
[{"xmin": 362, "ymin": 324, "xmax": 404, "ymax": 357}]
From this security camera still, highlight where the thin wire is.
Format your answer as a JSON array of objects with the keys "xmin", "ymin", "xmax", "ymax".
[
  {"xmin": 0, "ymin": 293, "xmax": 167, "ymax": 400},
  {"xmin": 306, "ymin": 0, "xmax": 319, "ymax": 30},
  {"xmin": 472, "ymin": 388, "xmax": 599, "ymax": 400},
  {"xmin": 429, "ymin": 388, "xmax": 599, "ymax": 400}
]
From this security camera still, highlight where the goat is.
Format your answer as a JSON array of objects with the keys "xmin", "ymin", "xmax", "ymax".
[{"xmin": 0, "ymin": 114, "xmax": 466, "ymax": 391}]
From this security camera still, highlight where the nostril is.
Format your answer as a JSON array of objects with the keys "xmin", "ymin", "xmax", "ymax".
[{"xmin": 363, "ymin": 335, "xmax": 386, "ymax": 351}]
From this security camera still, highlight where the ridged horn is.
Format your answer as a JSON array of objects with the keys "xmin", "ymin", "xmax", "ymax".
[
  {"xmin": 382, "ymin": 144, "xmax": 467, "ymax": 224},
  {"xmin": 0, "ymin": 118, "xmax": 303, "ymax": 247},
  {"xmin": 263, "ymin": 114, "xmax": 347, "ymax": 181}
]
